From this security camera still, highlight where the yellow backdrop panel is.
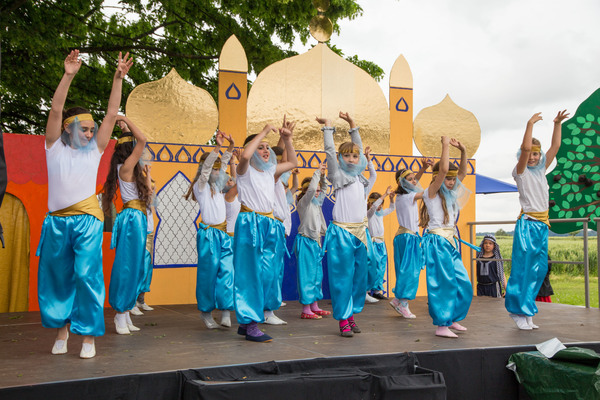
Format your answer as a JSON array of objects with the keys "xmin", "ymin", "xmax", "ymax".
[{"xmin": 0, "ymin": 193, "xmax": 30, "ymax": 312}]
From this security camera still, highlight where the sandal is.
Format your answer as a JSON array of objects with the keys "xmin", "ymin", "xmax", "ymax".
[{"xmin": 301, "ymin": 312, "xmax": 322, "ymax": 320}]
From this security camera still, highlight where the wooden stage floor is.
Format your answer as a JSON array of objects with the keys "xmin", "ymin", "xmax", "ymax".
[{"xmin": 1, "ymin": 296, "xmax": 599, "ymax": 389}]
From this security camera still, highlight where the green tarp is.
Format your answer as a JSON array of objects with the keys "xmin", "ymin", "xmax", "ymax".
[{"xmin": 508, "ymin": 347, "xmax": 600, "ymax": 400}]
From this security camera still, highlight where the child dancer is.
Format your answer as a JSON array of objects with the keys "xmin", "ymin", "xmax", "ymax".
[
  {"xmin": 103, "ymin": 115, "xmax": 151, "ymax": 335},
  {"xmin": 295, "ymin": 162, "xmax": 330, "ymax": 320},
  {"xmin": 134, "ymin": 173, "xmax": 156, "ymax": 314},
  {"xmin": 390, "ymin": 159, "xmax": 432, "ymax": 318},
  {"xmin": 363, "ymin": 146, "xmax": 380, "ymax": 304},
  {"xmin": 224, "ymin": 149, "xmax": 240, "ymax": 236},
  {"xmin": 234, "ymin": 119, "xmax": 297, "ymax": 342},
  {"xmin": 366, "ymin": 187, "xmax": 396, "ymax": 300},
  {"xmin": 184, "ymin": 131, "xmax": 234, "ymax": 329},
  {"xmin": 38, "ymin": 50, "xmax": 132, "ymax": 358},
  {"xmin": 265, "ymin": 138, "xmax": 297, "ymax": 325},
  {"xmin": 505, "ymin": 110, "xmax": 569, "ymax": 330},
  {"xmin": 317, "ymin": 112, "xmax": 371, "ymax": 338},
  {"xmin": 420, "ymin": 136, "xmax": 472, "ymax": 338},
  {"xmin": 476, "ymin": 234, "xmax": 505, "ymax": 298}
]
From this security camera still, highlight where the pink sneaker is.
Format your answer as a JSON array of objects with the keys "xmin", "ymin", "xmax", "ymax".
[{"xmin": 390, "ymin": 299, "xmax": 416, "ymax": 319}]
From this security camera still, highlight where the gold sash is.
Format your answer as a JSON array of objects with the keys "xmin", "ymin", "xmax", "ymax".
[
  {"xmin": 240, "ymin": 204, "xmax": 275, "ymax": 220},
  {"xmin": 372, "ymin": 236, "xmax": 384, "ymax": 242},
  {"xmin": 395, "ymin": 225, "xmax": 417, "ymax": 237},
  {"xmin": 202, "ymin": 220, "xmax": 228, "ymax": 233},
  {"xmin": 123, "ymin": 199, "xmax": 147, "ymax": 214},
  {"xmin": 333, "ymin": 218, "xmax": 369, "ymax": 249},
  {"xmin": 50, "ymin": 194, "xmax": 104, "ymax": 222},
  {"xmin": 227, "ymin": 232, "xmax": 234, "ymax": 237},
  {"xmin": 145, "ymin": 232, "xmax": 154, "ymax": 253},
  {"xmin": 518, "ymin": 209, "xmax": 550, "ymax": 227},
  {"xmin": 428, "ymin": 227, "xmax": 457, "ymax": 249}
]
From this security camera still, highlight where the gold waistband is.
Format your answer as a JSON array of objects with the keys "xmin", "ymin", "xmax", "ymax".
[
  {"xmin": 240, "ymin": 204, "xmax": 275, "ymax": 220},
  {"xmin": 227, "ymin": 232, "xmax": 234, "ymax": 237},
  {"xmin": 123, "ymin": 199, "xmax": 147, "ymax": 214},
  {"xmin": 203, "ymin": 220, "xmax": 228, "ymax": 232},
  {"xmin": 395, "ymin": 225, "xmax": 417, "ymax": 236},
  {"xmin": 519, "ymin": 209, "xmax": 550, "ymax": 227},
  {"xmin": 333, "ymin": 218, "xmax": 369, "ymax": 249},
  {"xmin": 428, "ymin": 227, "xmax": 456, "ymax": 249},
  {"xmin": 50, "ymin": 194, "xmax": 104, "ymax": 222},
  {"xmin": 372, "ymin": 236, "xmax": 385, "ymax": 242}
]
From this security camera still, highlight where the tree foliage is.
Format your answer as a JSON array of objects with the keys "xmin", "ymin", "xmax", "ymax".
[
  {"xmin": 1, "ymin": 0, "xmax": 383, "ymax": 135},
  {"xmin": 548, "ymin": 88, "xmax": 600, "ymax": 233}
]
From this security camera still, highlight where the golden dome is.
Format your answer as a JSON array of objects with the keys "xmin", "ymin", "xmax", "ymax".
[
  {"xmin": 247, "ymin": 43, "xmax": 390, "ymax": 153},
  {"xmin": 413, "ymin": 95, "xmax": 481, "ymax": 159},
  {"xmin": 126, "ymin": 68, "xmax": 218, "ymax": 144}
]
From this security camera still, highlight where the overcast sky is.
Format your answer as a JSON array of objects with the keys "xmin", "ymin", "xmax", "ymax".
[{"xmin": 289, "ymin": 0, "xmax": 600, "ymax": 232}]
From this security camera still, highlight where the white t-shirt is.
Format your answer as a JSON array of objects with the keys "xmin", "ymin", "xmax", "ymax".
[
  {"xmin": 422, "ymin": 188, "xmax": 456, "ymax": 230},
  {"xmin": 226, "ymin": 197, "xmax": 241, "ymax": 234},
  {"xmin": 274, "ymin": 180, "xmax": 292, "ymax": 235},
  {"xmin": 117, "ymin": 165, "xmax": 140, "ymax": 203},
  {"xmin": 193, "ymin": 181, "xmax": 226, "ymax": 225},
  {"xmin": 395, "ymin": 192, "xmax": 419, "ymax": 233},
  {"xmin": 146, "ymin": 209, "xmax": 154, "ymax": 234},
  {"xmin": 236, "ymin": 165, "xmax": 275, "ymax": 213},
  {"xmin": 512, "ymin": 166, "xmax": 549, "ymax": 213},
  {"xmin": 332, "ymin": 177, "xmax": 367, "ymax": 223},
  {"xmin": 46, "ymin": 140, "xmax": 102, "ymax": 212}
]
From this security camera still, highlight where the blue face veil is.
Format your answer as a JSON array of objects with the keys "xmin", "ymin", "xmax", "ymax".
[
  {"xmin": 222, "ymin": 175, "xmax": 236, "ymax": 193},
  {"xmin": 516, "ymin": 149, "xmax": 546, "ymax": 173},
  {"xmin": 400, "ymin": 178, "xmax": 424, "ymax": 194},
  {"xmin": 61, "ymin": 116, "xmax": 99, "ymax": 152},
  {"xmin": 439, "ymin": 176, "xmax": 471, "ymax": 219},
  {"xmin": 311, "ymin": 190, "xmax": 326, "ymax": 206},
  {"xmin": 250, "ymin": 148, "xmax": 277, "ymax": 173},
  {"xmin": 209, "ymin": 168, "xmax": 229, "ymax": 192},
  {"xmin": 337, "ymin": 152, "xmax": 368, "ymax": 177}
]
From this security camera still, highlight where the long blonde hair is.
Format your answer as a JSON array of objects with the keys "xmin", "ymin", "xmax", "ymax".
[{"xmin": 418, "ymin": 162, "xmax": 457, "ymax": 227}]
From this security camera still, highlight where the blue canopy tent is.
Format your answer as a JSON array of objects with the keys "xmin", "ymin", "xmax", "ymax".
[{"xmin": 476, "ymin": 174, "xmax": 518, "ymax": 194}]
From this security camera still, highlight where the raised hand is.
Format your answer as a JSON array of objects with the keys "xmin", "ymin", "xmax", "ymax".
[
  {"xmin": 389, "ymin": 192, "xmax": 396, "ymax": 202},
  {"xmin": 222, "ymin": 131, "xmax": 235, "ymax": 145},
  {"xmin": 385, "ymin": 185, "xmax": 393, "ymax": 196},
  {"xmin": 64, "ymin": 49, "xmax": 82, "ymax": 76},
  {"xmin": 115, "ymin": 51, "xmax": 134, "ymax": 79},
  {"xmin": 364, "ymin": 146, "xmax": 371, "ymax": 159},
  {"xmin": 279, "ymin": 120, "xmax": 295, "ymax": 139},
  {"xmin": 554, "ymin": 110, "xmax": 570, "ymax": 124},
  {"xmin": 215, "ymin": 130, "xmax": 224, "ymax": 146},
  {"xmin": 449, "ymin": 138, "xmax": 465, "ymax": 150},
  {"xmin": 528, "ymin": 112, "xmax": 543, "ymax": 125},
  {"xmin": 424, "ymin": 158, "xmax": 434, "ymax": 168},
  {"xmin": 339, "ymin": 111, "xmax": 354, "ymax": 126},
  {"xmin": 319, "ymin": 161, "xmax": 327, "ymax": 174},
  {"xmin": 232, "ymin": 148, "xmax": 241, "ymax": 162},
  {"xmin": 315, "ymin": 116, "xmax": 332, "ymax": 126},
  {"xmin": 291, "ymin": 168, "xmax": 299, "ymax": 175},
  {"xmin": 441, "ymin": 136, "xmax": 450, "ymax": 145}
]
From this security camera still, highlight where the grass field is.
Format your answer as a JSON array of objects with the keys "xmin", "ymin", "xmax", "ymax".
[{"xmin": 475, "ymin": 236, "xmax": 599, "ymax": 307}]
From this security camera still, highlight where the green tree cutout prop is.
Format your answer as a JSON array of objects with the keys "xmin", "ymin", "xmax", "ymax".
[{"xmin": 548, "ymin": 88, "xmax": 600, "ymax": 233}]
